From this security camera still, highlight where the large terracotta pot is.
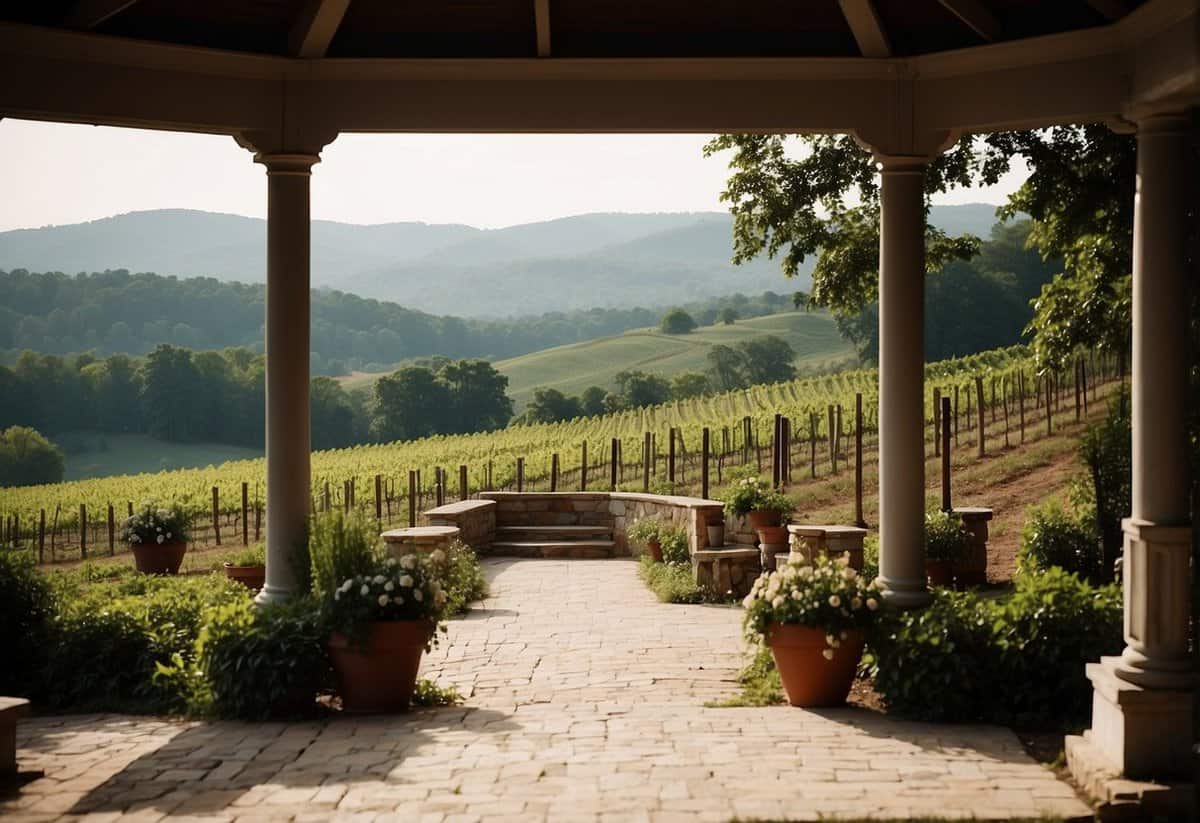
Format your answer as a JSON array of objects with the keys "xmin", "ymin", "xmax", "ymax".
[
  {"xmin": 131, "ymin": 539, "xmax": 186, "ymax": 575},
  {"xmin": 755, "ymin": 525, "xmax": 789, "ymax": 547},
  {"xmin": 747, "ymin": 509, "xmax": 781, "ymax": 529},
  {"xmin": 768, "ymin": 624, "xmax": 865, "ymax": 707},
  {"xmin": 926, "ymin": 559, "xmax": 955, "ymax": 587},
  {"xmin": 646, "ymin": 538, "xmax": 664, "ymax": 563},
  {"xmin": 327, "ymin": 620, "xmax": 433, "ymax": 713},
  {"xmin": 224, "ymin": 563, "xmax": 266, "ymax": 591}
]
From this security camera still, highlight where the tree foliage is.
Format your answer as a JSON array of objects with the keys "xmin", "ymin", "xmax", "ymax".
[
  {"xmin": 0, "ymin": 425, "xmax": 66, "ymax": 487},
  {"xmin": 660, "ymin": 309, "xmax": 698, "ymax": 335}
]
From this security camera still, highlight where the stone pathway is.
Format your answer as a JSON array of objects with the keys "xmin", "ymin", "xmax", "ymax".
[{"xmin": 3, "ymin": 559, "xmax": 1093, "ymax": 822}]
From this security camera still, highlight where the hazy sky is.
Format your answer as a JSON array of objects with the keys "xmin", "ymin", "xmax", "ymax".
[{"xmin": 0, "ymin": 119, "xmax": 1028, "ymax": 231}]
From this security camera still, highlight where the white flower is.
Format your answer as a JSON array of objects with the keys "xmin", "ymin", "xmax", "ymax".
[
  {"xmin": 838, "ymin": 552, "xmax": 851, "ymax": 567},
  {"xmin": 386, "ymin": 557, "xmax": 398, "ymax": 567},
  {"xmin": 399, "ymin": 555, "xmax": 417, "ymax": 570},
  {"xmin": 377, "ymin": 594, "xmax": 390, "ymax": 607},
  {"xmin": 384, "ymin": 581, "xmax": 394, "ymax": 592},
  {"xmin": 866, "ymin": 598, "xmax": 879, "ymax": 611},
  {"xmin": 851, "ymin": 597, "xmax": 862, "ymax": 610},
  {"xmin": 825, "ymin": 634, "xmax": 836, "ymax": 646},
  {"xmin": 334, "ymin": 590, "xmax": 341, "ymax": 600},
  {"xmin": 433, "ymin": 591, "xmax": 447, "ymax": 607},
  {"xmin": 399, "ymin": 575, "xmax": 414, "ymax": 588},
  {"xmin": 821, "ymin": 649, "xmax": 834, "ymax": 661},
  {"xmin": 340, "ymin": 579, "xmax": 353, "ymax": 593},
  {"xmin": 742, "ymin": 594, "xmax": 755, "ymax": 608},
  {"xmin": 373, "ymin": 575, "xmax": 385, "ymax": 585},
  {"xmin": 842, "ymin": 568, "xmax": 857, "ymax": 582},
  {"xmin": 360, "ymin": 584, "xmax": 370, "ymax": 596},
  {"xmin": 413, "ymin": 590, "xmax": 424, "ymax": 602},
  {"xmin": 430, "ymin": 549, "xmax": 446, "ymax": 563},
  {"xmin": 156, "ymin": 534, "xmax": 164, "ymax": 544},
  {"xmin": 771, "ymin": 596, "xmax": 785, "ymax": 608},
  {"xmin": 166, "ymin": 532, "xmax": 172, "ymax": 539},
  {"xmin": 828, "ymin": 595, "xmax": 841, "ymax": 608},
  {"xmin": 790, "ymin": 590, "xmax": 804, "ymax": 601}
]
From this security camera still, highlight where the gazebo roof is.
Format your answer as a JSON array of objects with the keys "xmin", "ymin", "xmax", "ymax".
[{"xmin": 2, "ymin": 0, "xmax": 1145, "ymax": 60}]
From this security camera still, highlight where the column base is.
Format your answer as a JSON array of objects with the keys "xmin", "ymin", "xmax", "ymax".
[
  {"xmin": 877, "ymin": 576, "xmax": 931, "ymax": 608},
  {"xmin": 254, "ymin": 583, "xmax": 294, "ymax": 606},
  {"xmin": 1082, "ymin": 657, "xmax": 1195, "ymax": 779}
]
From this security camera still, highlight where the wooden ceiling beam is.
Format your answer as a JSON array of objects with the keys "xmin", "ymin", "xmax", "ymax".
[
  {"xmin": 838, "ymin": 0, "xmax": 891, "ymax": 58},
  {"xmin": 534, "ymin": 0, "xmax": 551, "ymax": 57},
  {"xmin": 937, "ymin": 0, "xmax": 1002, "ymax": 42},
  {"xmin": 63, "ymin": 0, "xmax": 140, "ymax": 30},
  {"xmin": 289, "ymin": 0, "xmax": 352, "ymax": 59},
  {"xmin": 1088, "ymin": 0, "xmax": 1130, "ymax": 21}
]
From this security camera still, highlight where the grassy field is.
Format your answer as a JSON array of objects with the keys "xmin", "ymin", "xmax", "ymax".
[
  {"xmin": 340, "ymin": 311, "xmax": 854, "ymax": 407},
  {"xmin": 58, "ymin": 432, "xmax": 262, "ymax": 482}
]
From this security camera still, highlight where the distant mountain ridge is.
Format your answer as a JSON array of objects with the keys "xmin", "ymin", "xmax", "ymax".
[{"xmin": 0, "ymin": 204, "xmax": 1003, "ymax": 317}]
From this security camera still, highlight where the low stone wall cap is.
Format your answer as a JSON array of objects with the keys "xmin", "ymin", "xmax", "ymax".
[
  {"xmin": 424, "ymin": 499, "xmax": 496, "ymax": 516},
  {"xmin": 382, "ymin": 526, "xmax": 461, "ymax": 541}
]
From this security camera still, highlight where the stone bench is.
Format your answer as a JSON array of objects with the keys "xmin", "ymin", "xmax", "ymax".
[
  {"xmin": 692, "ymin": 546, "xmax": 761, "ymax": 598},
  {"xmin": 785, "ymin": 524, "xmax": 869, "ymax": 571},
  {"xmin": 1, "ymin": 697, "xmax": 30, "ymax": 776},
  {"xmin": 381, "ymin": 525, "xmax": 461, "ymax": 557}
]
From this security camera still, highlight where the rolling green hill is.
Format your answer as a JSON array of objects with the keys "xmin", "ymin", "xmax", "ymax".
[{"xmin": 341, "ymin": 310, "xmax": 855, "ymax": 408}]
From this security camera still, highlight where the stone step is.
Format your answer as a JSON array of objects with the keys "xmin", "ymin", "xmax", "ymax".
[
  {"xmin": 484, "ymin": 539, "xmax": 621, "ymax": 559},
  {"xmin": 496, "ymin": 525, "xmax": 614, "ymax": 542}
]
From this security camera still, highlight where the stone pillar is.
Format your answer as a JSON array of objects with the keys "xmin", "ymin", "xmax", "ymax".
[
  {"xmin": 1082, "ymin": 112, "xmax": 1195, "ymax": 779},
  {"xmin": 875, "ymin": 156, "xmax": 930, "ymax": 608},
  {"xmin": 255, "ymin": 153, "xmax": 319, "ymax": 604}
]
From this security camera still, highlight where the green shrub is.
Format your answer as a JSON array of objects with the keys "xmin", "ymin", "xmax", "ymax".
[
  {"xmin": 1079, "ymin": 386, "xmax": 1130, "ymax": 581},
  {"xmin": 638, "ymin": 556, "xmax": 706, "ymax": 603},
  {"xmin": 435, "ymin": 540, "xmax": 489, "ymax": 615},
  {"xmin": 867, "ymin": 568, "xmax": 1122, "ymax": 727},
  {"xmin": 222, "ymin": 544, "xmax": 266, "ymax": 567},
  {"xmin": 308, "ymin": 511, "xmax": 380, "ymax": 601},
  {"xmin": 925, "ymin": 509, "xmax": 968, "ymax": 562},
  {"xmin": 708, "ymin": 646, "xmax": 784, "ymax": 708},
  {"xmin": 1018, "ymin": 499, "xmax": 1102, "ymax": 582},
  {"xmin": 0, "ymin": 550, "xmax": 55, "ymax": 695},
  {"xmin": 861, "ymin": 534, "xmax": 879, "ymax": 584},
  {"xmin": 626, "ymin": 518, "xmax": 663, "ymax": 547},
  {"xmin": 658, "ymin": 526, "xmax": 690, "ymax": 565},
  {"xmin": 192, "ymin": 597, "xmax": 330, "ymax": 720}
]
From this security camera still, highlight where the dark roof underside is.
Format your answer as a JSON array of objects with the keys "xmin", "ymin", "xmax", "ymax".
[{"xmin": 2, "ymin": 0, "xmax": 1143, "ymax": 59}]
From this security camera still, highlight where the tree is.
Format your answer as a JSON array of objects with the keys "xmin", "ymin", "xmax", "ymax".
[
  {"xmin": 660, "ymin": 309, "xmax": 697, "ymax": 335},
  {"xmin": 311, "ymin": 376, "xmax": 366, "ymax": 450},
  {"xmin": 370, "ymin": 367, "xmax": 451, "ymax": 442},
  {"xmin": 437, "ymin": 359, "xmax": 514, "ymax": 434},
  {"xmin": 579, "ymin": 386, "xmax": 607, "ymax": 417},
  {"xmin": 612, "ymin": 370, "xmax": 672, "ymax": 409},
  {"xmin": 736, "ymin": 336, "xmax": 796, "ymax": 385},
  {"xmin": 0, "ymin": 426, "xmax": 65, "ymax": 487},
  {"xmin": 525, "ymin": 388, "xmax": 583, "ymax": 424},
  {"xmin": 718, "ymin": 307, "xmax": 738, "ymax": 325},
  {"xmin": 707, "ymin": 344, "xmax": 746, "ymax": 392},
  {"xmin": 671, "ymin": 372, "xmax": 710, "ymax": 400},
  {"xmin": 140, "ymin": 344, "xmax": 203, "ymax": 441}
]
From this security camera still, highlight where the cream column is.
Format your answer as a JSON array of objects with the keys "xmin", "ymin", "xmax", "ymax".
[
  {"xmin": 875, "ymin": 156, "xmax": 931, "ymax": 608},
  {"xmin": 255, "ymin": 152, "xmax": 319, "ymax": 604},
  {"xmin": 1082, "ymin": 111, "xmax": 1195, "ymax": 779}
]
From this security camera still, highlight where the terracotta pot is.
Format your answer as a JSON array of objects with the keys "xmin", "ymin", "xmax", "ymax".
[
  {"xmin": 926, "ymin": 558, "xmax": 955, "ymax": 587},
  {"xmin": 328, "ymin": 621, "xmax": 433, "ymax": 713},
  {"xmin": 755, "ymin": 525, "xmax": 790, "ymax": 547},
  {"xmin": 131, "ymin": 539, "xmax": 186, "ymax": 575},
  {"xmin": 224, "ymin": 563, "xmax": 266, "ymax": 591},
  {"xmin": 767, "ymin": 624, "xmax": 865, "ymax": 707},
  {"xmin": 647, "ymin": 538, "xmax": 664, "ymax": 563},
  {"xmin": 706, "ymin": 524, "xmax": 725, "ymax": 548},
  {"xmin": 747, "ymin": 509, "xmax": 782, "ymax": 529}
]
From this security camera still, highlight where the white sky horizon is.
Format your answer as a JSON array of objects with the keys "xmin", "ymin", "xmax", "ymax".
[{"xmin": 0, "ymin": 119, "xmax": 1027, "ymax": 233}]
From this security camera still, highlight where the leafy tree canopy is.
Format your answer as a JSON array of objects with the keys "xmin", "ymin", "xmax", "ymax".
[
  {"xmin": 660, "ymin": 309, "xmax": 698, "ymax": 335},
  {"xmin": 0, "ymin": 425, "xmax": 65, "ymax": 487}
]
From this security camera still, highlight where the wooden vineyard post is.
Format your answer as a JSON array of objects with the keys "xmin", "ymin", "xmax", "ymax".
[
  {"xmin": 458, "ymin": 465, "xmax": 468, "ymax": 501},
  {"xmin": 38, "ymin": 509, "xmax": 45, "ymax": 564},
  {"xmin": 855, "ymin": 393, "xmax": 866, "ymax": 528},
  {"xmin": 827, "ymin": 405, "xmax": 837, "ymax": 473},
  {"xmin": 701, "ymin": 427, "xmax": 710, "ymax": 500},
  {"xmin": 782, "ymin": 416, "xmax": 791, "ymax": 485},
  {"xmin": 323, "ymin": 481, "xmax": 331, "ymax": 512},
  {"xmin": 344, "ymin": 480, "xmax": 352, "ymax": 513},
  {"xmin": 80, "ymin": 503, "xmax": 87, "ymax": 560},
  {"xmin": 127, "ymin": 501, "xmax": 133, "ymax": 517},
  {"xmin": 809, "ymin": 412, "xmax": 817, "ymax": 479},
  {"xmin": 1045, "ymin": 376, "xmax": 1053, "ymax": 435},
  {"xmin": 933, "ymin": 387, "xmax": 941, "ymax": 456},
  {"xmin": 241, "ymin": 482, "xmax": 249, "ymax": 544},
  {"xmin": 1002, "ymin": 376, "xmax": 1011, "ymax": 448},
  {"xmin": 772, "ymin": 413, "xmax": 782, "ymax": 488},
  {"xmin": 743, "ymin": 416, "xmax": 752, "ymax": 465},
  {"xmin": 552, "ymin": 453, "xmax": 560, "ymax": 492},
  {"xmin": 668, "ymin": 429, "xmax": 676, "ymax": 487},
  {"xmin": 51, "ymin": 505, "xmax": 59, "ymax": 561},
  {"xmin": 1018, "ymin": 370, "xmax": 1026, "ymax": 442},
  {"xmin": 953, "ymin": 385, "xmax": 960, "ymax": 446},
  {"xmin": 941, "ymin": 397, "xmax": 952, "ymax": 512},
  {"xmin": 975, "ymin": 376, "xmax": 986, "ymax": 458},
  {"xmin": 835, "ymin": 405, "xmax": 843, "ymax": 468},
  {"xmin": 517, "ymin": 457, "xmax": 525, "ymax": 492},
  {"xmin": 211, "ymin": 486, "xmax": 221, "ymax": 545},
  {"xmin": 990, "ymin": 377, "xmax": 997, "ymax": 424},
  {"xmin": 642, "ymin": 433, "xmax": 651, "ymax": 491},
  {"xmin": 408, "ymin": 471, "xmax": 417, "ymax": 527},
  {"xmin": 754, "ymin": 419, "xmax": 763, "ymax": 473},
  {"xmin": 610, "ymin": 438, "xmax": 618, "ymax": 490},
  {"xmin": 487, "ymin": 460, "xmax": 493, "ymax": 491},
  {"xmin": 581, "ymin": 442, "xmax": 588, "ymax": 491},
  {"xmin": 107, "ymin": 503, "xmax": 115, "ymax": 555},
  {"xmin": 966, "ymin": 383, "xmax": 973, "ymax": 432},
  {"xmin": 375, "ymin": 474, "xmax": 383, "ymax": 521}
]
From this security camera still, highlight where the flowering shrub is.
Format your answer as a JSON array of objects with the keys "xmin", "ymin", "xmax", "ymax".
[
  {"xmin": 120, "ymin": 501, "xmax": 190, "ymax": 546},
  {"xmin": 742, "ymin": 552, "xmax": 881, "ymax": 659},
  {"xmin": 719, "ymin": 472, "xmax": 793, "ymax": 518},
  {"xmin": 324, "ymin": 551, "xmax": 450, "ymax": 645}
]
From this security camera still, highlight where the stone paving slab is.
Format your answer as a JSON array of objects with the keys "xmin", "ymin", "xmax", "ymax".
[{"xmin": 2, "ymin": 559, "xmax": 1093, "ymax": 822}]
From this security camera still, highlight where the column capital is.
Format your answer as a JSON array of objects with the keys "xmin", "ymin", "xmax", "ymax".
[
  {"xmin": 1134, "ymin": 110, "xmax": 1192, "ymax": 136},
  {"xmin": 254, "ymin": 152, "xmax": 321, "ymax": 176},
  {"xmin": 873, "ymin": 154, "xmax": 929, "ymax": 174}
]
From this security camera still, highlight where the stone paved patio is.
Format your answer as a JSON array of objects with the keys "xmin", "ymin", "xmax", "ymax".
[{"xmin": 3, "ymin": 558, "xmax": 1093, "ymax": 822}]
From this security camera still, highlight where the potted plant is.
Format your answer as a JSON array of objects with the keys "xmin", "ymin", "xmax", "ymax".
[
  {"xmin": 122, "ymin": 501, "xmax": 189, "ymax": 575},
  {"xmin": 925, "ymin": 509, "xmax": 968, "ymax": 587},
  {"xmin": 627, "ymin": 518, "xmax": 664, "ymax": 562},
  {"xmin": 720, "ymin": 473, "xmax": 794, "ymax": 536},
  {"xmin": 323, "ymin": 551, "xmax": 450, "ymax": 713},
  {"xmin": 705, "ymin": 511, "xmax": 725, "ymax": 548},
  {"xmin": 742, "ymin": 551, "xmax": 882, "ymax": 707},
  {"xmin": 223, "ymin": 544, "xmax": 266, "ymax": 591}
]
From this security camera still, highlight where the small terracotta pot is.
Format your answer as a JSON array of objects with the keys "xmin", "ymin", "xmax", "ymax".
[
  {"xmin": 131, "ymin": 539, "xmax": 186, "ymax": 575},
  {"xmin": 647, "ymin": 538, "xmax": 664, "ymax": 563},
  {"xmin": 768, "ymin": 624, "xmax": 865, "ymax": 707},
  {"xmin": 747, "ymin": 509, "xmax": 782, "ymax": 529},
  {"xmin": 327, "ymin": 620, "xmax": 433, "ymax": 713},
  {"xmin": 755, "ymin": 525, "xmax": 790, "ymax": 547},
  {"xmin": 706, "ymin": 524, "xmax": 725, "ymax": 548},
  {"xmin": 224, "ymin": 563, "xmax": 266, "ymax": 591},
  {"xmin": 926, "ymin": 558, "xmax": 955, "ymax": 587}
]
